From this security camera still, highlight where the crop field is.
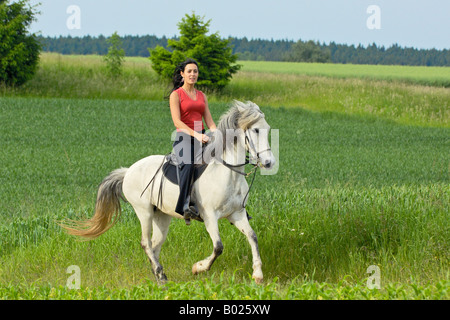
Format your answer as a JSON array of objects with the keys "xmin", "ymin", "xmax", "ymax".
[
  {"xmin": 239, "ymin": 60, "xmax": 450, "ymax": 87},
  {"xmin": 0, "ymin": 53, "xmax": 449, "ymax": 300}
]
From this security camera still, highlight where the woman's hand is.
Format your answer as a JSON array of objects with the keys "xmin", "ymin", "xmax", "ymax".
[{"xmin": 195, "ymin": 133, "xmax": 209, "ymax": 144}]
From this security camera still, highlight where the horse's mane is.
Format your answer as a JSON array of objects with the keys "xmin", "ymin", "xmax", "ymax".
[
  {"xmin": 205, "ymin": 100, "xmax": 264, "ymax": 156},
  {"xmin": 218, "ymin": 100, "xmax": 264, "ymax": 132}
]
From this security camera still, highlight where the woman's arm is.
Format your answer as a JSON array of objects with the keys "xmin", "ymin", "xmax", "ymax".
[{"xmin": 202, "ymin": 93, "xmax": 216, "ymax": 131}]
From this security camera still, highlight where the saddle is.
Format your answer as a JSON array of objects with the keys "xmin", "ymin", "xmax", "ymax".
[
  {"xmin": 162, "ymin": 153, "xmax": 208, "ymax": 185},
  {"xmin": 147, "ymin": 153, "xmax": 252, "ymax": 223}
]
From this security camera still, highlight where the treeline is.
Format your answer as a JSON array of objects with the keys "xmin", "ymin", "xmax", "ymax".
[
  {"xmin": 39, "ymin": 35, "xmax": 168, "ymax": 57},
  {"xmin": 38, "ymin": 35, "xmax": 450, "ymax": 66},
  {"xmin": 326, "ymin": 42, "xmax": 450, "ymax": 66}
]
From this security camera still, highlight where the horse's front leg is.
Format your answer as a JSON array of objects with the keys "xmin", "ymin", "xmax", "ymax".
[
  {"xmin": 192, "ymin": 214, "xmax": 223, "ymax": 275},
  {"xmin": 227, "ymin": 209, "xmax": 263, "ymax": 284}
]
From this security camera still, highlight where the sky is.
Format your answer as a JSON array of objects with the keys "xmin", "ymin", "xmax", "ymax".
[{"xmin": 26, "ymin": 0, "xmax": 450, "ymax": 49}]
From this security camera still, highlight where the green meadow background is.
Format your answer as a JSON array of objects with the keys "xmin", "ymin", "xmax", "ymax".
[{"xmin": 0, "ymin": 53, "xmax": 448, "ymax": 299}]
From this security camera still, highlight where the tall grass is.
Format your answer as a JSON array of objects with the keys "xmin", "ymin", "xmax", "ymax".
[
  {"xmin": 223, "ymin": 72, "xmax": 449, "ymax": 127},
  {"xmin": 2, "ymin": 53, "xmax": 449, "ymax": 127},
  {"xmin": 2, "ymin": 53, "xmax": 166, "ymax": 100}
]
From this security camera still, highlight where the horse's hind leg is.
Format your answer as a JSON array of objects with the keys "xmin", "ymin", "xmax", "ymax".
[
  {"xmin": 135, "ymin": 205, "xmax": 168, "ymax": 284},
  {"xmin": 192, "ymin": 214, "xmax": 223, "ymax": 275},
  {"xmin": 227, "ymin": 209, "xmax": 263, "ymax": 284},
  {"xmin": 151, "ymin": 209, "xmax": 172, "ymax": 263}
]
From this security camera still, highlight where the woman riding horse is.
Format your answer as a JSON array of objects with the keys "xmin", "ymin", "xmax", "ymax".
[{"xmin": 168, "ymin": 59, "xmax": 216, "ymax": 222}]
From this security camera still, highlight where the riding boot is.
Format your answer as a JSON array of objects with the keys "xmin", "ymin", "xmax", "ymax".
[
  {"xmin": 182, "ymin": 195, "xmax": 200, "ymax": 225},
  {"xmin": 175, "ymin": 163, "xmax": 201, "ymax": 224}
]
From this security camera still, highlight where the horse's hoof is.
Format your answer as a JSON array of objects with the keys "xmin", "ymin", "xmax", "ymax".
[
  {"xmin": 192, "ymin": 263, "xmax": 199, "ymax": 275},
  {"xmin": 157, "ymin": 277, "xmax": 168, "ymax": 286},
  {"xmin": 192, "ymin": 262, "xmax": 207, "ymax": 275},
  {"xmin": 253, "ymin": 276, "xmax": 263, "ymax": 285}
]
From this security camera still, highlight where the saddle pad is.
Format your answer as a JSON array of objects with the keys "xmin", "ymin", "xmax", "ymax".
[{"xmin": 162, "ymin": 162, "xmax": 208, "ymax": 186}]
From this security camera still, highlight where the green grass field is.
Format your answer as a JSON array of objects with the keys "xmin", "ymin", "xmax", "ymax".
[
  {"xmin": 0, "ymin": 54, "xmax": 449, "ymax": 299},
  {"xmin": 239, "ymin": 60, "xmax": 450, "ymax": 87}
]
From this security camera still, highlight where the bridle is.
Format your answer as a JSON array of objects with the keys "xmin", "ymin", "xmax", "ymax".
[
  {"xmin": 244, "ymin": 129, "xmax": 272, "ymax": 165},
  {"xmin": 221, "ymin": 128, "xmax": 272, "ymax": 175}
]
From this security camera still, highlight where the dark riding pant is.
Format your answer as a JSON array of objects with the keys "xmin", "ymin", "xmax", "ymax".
[{"xmin": 172, "ymin": 131, "xmax": 203, "ymax": 215}]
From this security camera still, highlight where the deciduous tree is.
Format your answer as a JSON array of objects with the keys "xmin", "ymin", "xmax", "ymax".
[
  {"xmin": 0, "ymin": 0, "xmax": 41, "ymax": 86},
  {"xmin": 103, "ymin": 31, "xmax": 125, "ymax": 78}
]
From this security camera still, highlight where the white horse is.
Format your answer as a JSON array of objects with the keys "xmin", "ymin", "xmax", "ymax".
[{"xmin": 61, "ymin": 100, "xmax": 276, "ymax": 284}]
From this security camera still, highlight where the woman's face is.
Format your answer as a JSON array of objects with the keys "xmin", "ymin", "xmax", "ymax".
[{"xmin": 181, "ymin": 63, "xmax": 198, "ymax": 85}]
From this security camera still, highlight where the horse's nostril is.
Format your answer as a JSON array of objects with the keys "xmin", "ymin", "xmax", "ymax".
[{"xmin": 264, "ymin": 160, "xmax": 272, "ymax": 169}]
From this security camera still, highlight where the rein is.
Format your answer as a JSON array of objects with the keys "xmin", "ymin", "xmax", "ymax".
[
  {"xmin": 221, "ymin": 132, "xmax": 271, "ymax": 175},
  {"xmin": 221, "ymin": 157, "xmax": 258, "ymax": 208}
]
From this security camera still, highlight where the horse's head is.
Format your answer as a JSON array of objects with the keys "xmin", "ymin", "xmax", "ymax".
[{"xmin": 233, "ymin": 100, "xmax": 276, "ymax": 170}]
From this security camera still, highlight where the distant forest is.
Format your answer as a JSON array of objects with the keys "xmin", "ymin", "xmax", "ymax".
[{"xmin": 38, "ymin": 35, "xmax": 450, "ymax": 67}]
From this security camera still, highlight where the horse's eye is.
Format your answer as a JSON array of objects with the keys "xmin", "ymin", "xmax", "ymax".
[{"xmin": 254, "ymin": 128, "xmax": 259, "ymax": 134}]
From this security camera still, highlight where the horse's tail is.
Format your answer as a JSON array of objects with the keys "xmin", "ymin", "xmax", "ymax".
[{"xmin": 60, "ymin": 168, "xmax": 128, "ymax": 240}]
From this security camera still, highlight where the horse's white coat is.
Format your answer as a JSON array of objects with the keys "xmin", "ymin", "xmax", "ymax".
[{"xmin": 122, "ymin": 101, "xmax": 275, "ymax": 284}]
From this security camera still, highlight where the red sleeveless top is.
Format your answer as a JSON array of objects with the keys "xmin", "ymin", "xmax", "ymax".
[{"xmin": 175, "ymin": 87, "xmax": 205, "ymax": 132}]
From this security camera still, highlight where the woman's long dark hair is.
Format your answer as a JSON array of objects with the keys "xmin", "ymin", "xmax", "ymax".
[{"xmin": 165, "ymin": 58, "xmax": 199, "ymax": 102}]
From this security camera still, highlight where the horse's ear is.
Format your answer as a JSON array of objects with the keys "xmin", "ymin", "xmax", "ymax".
[
  {"xmin": 233, "ymin": 100, "xmax": 247, "ymax": 113},
  {"xmin": 247, "ymin": 101, "xmax": 260, "ymax": 111}
]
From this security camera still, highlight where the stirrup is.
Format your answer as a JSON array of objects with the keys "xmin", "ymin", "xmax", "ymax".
[
  {"xmin": 183, "ymin": 204, "xmax": 196, "ymax": 225},
  {"xmin": 183, "ymin": 203, "xmax": 203, "ymax": 225}
]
